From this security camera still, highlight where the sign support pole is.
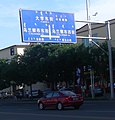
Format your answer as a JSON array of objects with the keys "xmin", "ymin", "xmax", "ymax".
[{"xmin": 106, "ymin": 21, "xmax": 114, "ymax": 99}]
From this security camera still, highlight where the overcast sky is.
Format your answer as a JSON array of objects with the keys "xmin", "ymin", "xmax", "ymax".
[{"xmin": 0, "ymin": 0, "xmax": 115, "ymax": 49}]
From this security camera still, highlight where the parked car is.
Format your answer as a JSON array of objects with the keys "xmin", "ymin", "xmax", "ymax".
[
  {"xmin": 28, "ymin": 89, "xmax": 43, "ymax": 98},
  {"xmin": 88, "ymin": 86, "xmax": 104, "ymax": 97},
  {"xmin": 37, "ymin": 90, "xmax": 84, "ymax": 110},
  {"xmin": 42, "ymin": 88, "xmax": 52, "ymax": 96},
  {"xmin": 59, "ymin": 87, "xmax": 82, "ymax": 96},
  {"xmin": 59, "ymin": 87, "xmax": 74, "ymax": 92}
]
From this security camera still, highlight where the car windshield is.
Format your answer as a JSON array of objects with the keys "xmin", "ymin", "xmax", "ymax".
[{"xmin": 60, "ymin": 91, "xmax": 76, "ymax": 96}]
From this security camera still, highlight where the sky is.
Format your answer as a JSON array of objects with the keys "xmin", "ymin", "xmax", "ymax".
[{"xmin": 0, "ymin": 0, "xmax": 115, "ymax": 49}]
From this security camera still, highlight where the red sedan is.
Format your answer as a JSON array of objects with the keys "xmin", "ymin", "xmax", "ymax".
[{"xmin": 37, "ymin": 90, "xmax": 84, "ymax": 110}]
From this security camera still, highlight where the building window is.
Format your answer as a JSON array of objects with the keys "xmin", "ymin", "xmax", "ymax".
[{"xmin": 10, "ymin": 47, "xmax": 15, "ymax": 56}]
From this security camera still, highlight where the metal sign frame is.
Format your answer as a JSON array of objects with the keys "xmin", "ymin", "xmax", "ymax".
[{"xmin": 76, "ymin": 20, "xmax": 114, "ymax": 99}]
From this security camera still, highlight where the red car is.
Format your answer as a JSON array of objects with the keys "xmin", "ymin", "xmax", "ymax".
[{"xmin": 37, "ymin": 90, "xmax": 84, "ymax": 110}]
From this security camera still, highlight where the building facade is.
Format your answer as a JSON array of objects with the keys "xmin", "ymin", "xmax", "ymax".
[
  {"xmin": 76, "ymin": 18, "xmax": 115, "ymax": 47},
  {"xmin": 0, "ymin": 45, "xmax": 28, "ymax": 60}
]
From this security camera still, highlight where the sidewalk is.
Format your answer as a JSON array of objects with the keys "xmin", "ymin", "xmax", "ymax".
[
  {"xmin": 0, "ymin": 93, "xmax": 115, "ymax": 104},
  {"xmin": 84, "ymin": 93, "xmax": 115, "ymax": 101}
]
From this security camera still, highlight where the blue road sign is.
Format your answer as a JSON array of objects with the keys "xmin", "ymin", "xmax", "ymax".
[{"xmin": 19, "ymin": 9, "xmax": 77, "ymax": 43}]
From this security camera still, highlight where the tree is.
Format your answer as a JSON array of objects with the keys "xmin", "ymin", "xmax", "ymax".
[{"xmin": 0, "ymin": 59, "xmax": 10, "ymax": 90}]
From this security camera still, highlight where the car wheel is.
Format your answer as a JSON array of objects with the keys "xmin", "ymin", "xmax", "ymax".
[
  {"xmin": 57, "ymin": 102, "xmax": 63, "ymax": 110},
  {"xmin": 39, "ymin": 102, "xmax": 44, "ymax": 110}
]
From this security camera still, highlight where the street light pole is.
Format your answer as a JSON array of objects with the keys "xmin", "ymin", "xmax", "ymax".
[
  {"xmin": 106, "ymin": 21, "xmax": 114, "ymax": 99},
  {"xmin": 86, "ymin": 0, "xmax": 94, "ymax": 99},
  {"xmin": 86, "ymin": 0, "xmax": 89, "ymax": 21},
  {"xmin": 86, "ymin": 0, "xmax": 92, "ymax": 44},
  {"xmin": 84, "ymin": 0, "xmax": 114, "ymax": 99}
]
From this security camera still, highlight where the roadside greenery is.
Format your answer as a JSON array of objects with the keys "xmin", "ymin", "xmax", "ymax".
[{"xmin": 0, "ymin": 42, "xmax": 114, "ymax": 90}]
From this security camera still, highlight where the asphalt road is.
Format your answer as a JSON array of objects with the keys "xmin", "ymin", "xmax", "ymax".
[{"xmin": 0, "ymin": 99, "xmax": 115, "ymax": 120}]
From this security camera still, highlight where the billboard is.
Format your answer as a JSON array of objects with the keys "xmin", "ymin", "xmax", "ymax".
[{"xmin": 19, "ymin": 9, "xmax": 77, "ymax": 43}]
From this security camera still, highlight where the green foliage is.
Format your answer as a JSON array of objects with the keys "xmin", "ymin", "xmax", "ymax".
[{"xmin": 0, "ymin": 42, "xmax": 114, "ymax": 90}]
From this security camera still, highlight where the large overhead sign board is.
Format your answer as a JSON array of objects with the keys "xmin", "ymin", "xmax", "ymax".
[{"xmin": 19, "ymin": 9, "xmax": 77, "ymax": 43}]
